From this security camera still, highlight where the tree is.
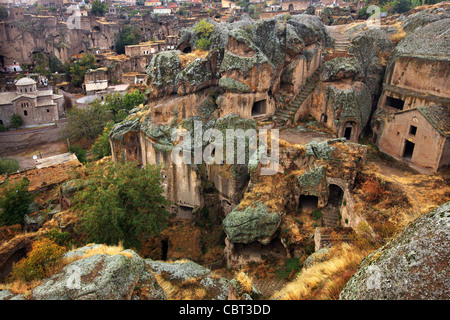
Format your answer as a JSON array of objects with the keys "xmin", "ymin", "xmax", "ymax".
[
  {"xmin": 0, "ymin": 177, "xmax": 34, "ymax": 227},
  {"xmin": 193, "ymin": 20, "xmax": 215, "ymax": 51},
  {"xmin": 64, "ymin": 102, "xmax": 112, "ymax": 142},
  {"xmin": 63, "ymin": 53, "xmax": 97, "ymax": 88},
  {"xmin": 10, "ymin": 113, "xmax": 23, "ymax": 128},
  {"xmin": 91, "ymin": 121, "xmax": 114, "ymax": 160},
  {"xmin": 73, "ymin": 161, "xmax": 170, "ymax": 248},
  {"xmin": 115, "ymin": 24, "xmax": 142, "ymax": 55},
  {"xmin": 91, "ymin": 0, "xmax": 108, "ymax": 16},
  {"xmin": 393, "ymin": 0, "xmax": 412, "ymax": 13}
]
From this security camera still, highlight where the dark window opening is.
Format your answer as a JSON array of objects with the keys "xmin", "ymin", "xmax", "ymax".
[
  {"xmin": 386, "ymin": 96, "xmax": 405, "ymax": 110},
  {"xmin": 178, "ymin": 205, "xmax": 193, "ymax": 219},
  {"xmin": 252, "ymin": 100, "xmax": 267, "ymax": 117},
  {"xmin": 161, "ymin": 239, "xmax": 168, "ymax": 261},
  {"xmin": 344, "ymin": 127, "xmax": 352, "ymax": 140},
  {"xmin": 24, "ymin": 110, "xmax": 27, "ymax": 116},
  {"xmin": 182, "ymin": 46, "xmax": 192, "ymax": 53},
  {"xmin": 299, "ymin": 195, "xmax": 318, "ymax": 211},
  {"xmin": 320, "ymin": 113, "xmax": 328, "ymax": 123},
  {"xmin": 328, "ymin": 184, "xmax": 344, "ymax": 208},
  {"xmin": 409, "ymin": 125, "xmax": 417, "ymax": 136},
  {"xmin": 403, "ymin": 140, "xmax": 415, "ymax": 160},
  {"xmin": 47, "ymin": 109, "xmax": 50, "ymax": 113}
]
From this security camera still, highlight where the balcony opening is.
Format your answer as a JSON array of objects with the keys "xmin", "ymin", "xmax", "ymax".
[{"xmin": 386, "ymin": 96, "xmax": 405, "ymax": 110}]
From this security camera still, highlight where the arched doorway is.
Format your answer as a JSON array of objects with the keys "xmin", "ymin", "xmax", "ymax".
[
  {"xmin": 343, "ymin": 121, "xmax": 356, "ymax": 141},
  {"xmin": 328, "ymin": 184, "xmax": 344, "ymax": 208}
]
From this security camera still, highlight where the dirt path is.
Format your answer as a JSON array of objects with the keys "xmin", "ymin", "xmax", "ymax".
[{"xmin": 3, "ymin": 141, "xmax": 69, "ymax": 171}]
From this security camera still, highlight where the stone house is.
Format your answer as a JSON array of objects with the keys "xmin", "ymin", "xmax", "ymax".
[
  {"xmin": 377, "ymin": 105, "xmax": 450, "ymax": 172},
  {"xmin": 372, "ymin": 19, "xmax": 450, "ymax": 171},
  {"xmin": 0, "ymin": 77, "xmax": 64, "ymax": 128}
]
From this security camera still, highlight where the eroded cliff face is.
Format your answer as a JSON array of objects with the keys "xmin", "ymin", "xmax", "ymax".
[
  {"xmin": 0, "ymin": 16, "xmax": 120, "ymax": 66},
  {"xmin": 109, "ymin": 14, "xmax": 371, "ymax": 267}
]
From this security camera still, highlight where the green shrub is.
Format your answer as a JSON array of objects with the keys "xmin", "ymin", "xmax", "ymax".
[
  {"xmin": 10, "ymin": 113, "xmax": 23, "ymax": 128},
  {"xmin": 0, "ymin": 123, "xmax": 6, "ymax": 132},
  {"xmin": 312, "ymin": 209, "xmax": 322, "ymax": 220},
  {"xmin": 193, "ymin": 20, "xmax": 214, "ymax": 51},
  {"xmin": 276, "ymin": 257, "xmax": 302, "ymax": 280},
  {"xmin": 68, "ymin": 145, "xmax": 87, "ymax": 164},
  {"xmin": 0, "ymin": 158, "xmax": 19, "ymax": 174},
  {"xmin": 10, "ymin": 238, "xmax": 66, "ymax": 282},
  {"xmin": 0, "ymin": 177, "xmax": 33, "ymax": 227},
  {"xmin": 91, "ymin": 121, "xmax": 114, "ymax": 160}
]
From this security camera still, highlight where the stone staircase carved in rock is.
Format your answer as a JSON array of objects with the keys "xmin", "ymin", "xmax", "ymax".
[{"xmin": 274, "ymin": 69, "xmax": 320, "ymax": 126}]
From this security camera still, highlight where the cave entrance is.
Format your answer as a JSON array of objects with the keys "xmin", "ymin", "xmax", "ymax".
[
  {"xmin": 403, "ymin": 140, "xmax": 415, "ymax": 160},
  {"xmin": 182, "ymin": 46, "xmax": 192, "ymax": 54},
  {"xmin": 251, "ymin": 100, "xmax": 267, "ymax": 118},
  {"xmin": 0, "ymin": 248, "xmax": 27, "ymax": 282},
  {"xmin": 298, "ymin": 195, "xmax": 318, "ymax": 211},
  {"xmin": 320, "ymin": 113, "xmax": 328, "ymax": 123},
  {"xmin": 178, "ymin": 205, "xmax": 193, "ymax": 219},
  {"xmin": 161, "ymin": 239, "xmax": 168, "ymax": 261},
  {"xmin": 328, "ymin": 184, "xmax": 344, "ymax": 208}
]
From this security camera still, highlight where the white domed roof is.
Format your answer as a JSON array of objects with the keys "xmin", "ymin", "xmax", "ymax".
[{"xmin": 16, "ymin": 77, "xmax": 37, "ymax": 86}]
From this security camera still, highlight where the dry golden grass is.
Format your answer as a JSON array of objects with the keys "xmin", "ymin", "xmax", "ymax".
[
  {"xmin": 389, "ymin": 22, "xmax": 407, "ymax": 45},
  {"xmin": 76, "ymin": 242, "xmax": 134, "ymax": 259},
  {"xmin": 153, "ymin": 273, "xmax": 208, "ymax": 300},
  {"xmin": 235, "ymin": 271, "xmax": 253, "ymax": 294},
  {"xmin": 178, "ymin": 49, "xmax": 209, "ymax": 69},
  {"xmin": 272, "ymin": 243, "xmax": 372, "ymax": 300},
  {"xmin": 0, "ymin": 279, "xmax": 42, "ymax": 295}
]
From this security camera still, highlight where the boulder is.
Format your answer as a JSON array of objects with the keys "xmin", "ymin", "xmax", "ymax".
[
  {"xmin": 223, "ymin": 201, "xmax": 281, "ymax": 245},
  {"xmin": 145, "ymin": 259, "xmax": 229, "ymax": 300},
  {"xmin": 320, "ymin": 57, "xmax": 363, "ymax": 82},
  {"xmin": 339, "ymin": 202, "xmax": 450, "ymax": 300},
  {"xmin": 349, "ymin": 28, "xmax": 394, "ymax": 95},
  {"xmin": 31, "ymin": 248, "xmax": 145, "ymax": 300}
]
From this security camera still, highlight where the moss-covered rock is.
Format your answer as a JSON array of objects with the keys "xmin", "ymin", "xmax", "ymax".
[
  {"xmin": 223, "ymin": 201, "xmax": 281, "ymax": 245},
  {"xmin": 320, "ymin": 57, "xmax": 363, "ymax": 82},
  {"xmin": 340, "ymin": 202, "xmax": 450, "ymax": 300}
]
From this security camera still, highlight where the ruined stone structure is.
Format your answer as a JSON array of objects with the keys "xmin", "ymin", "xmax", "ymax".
[
  {"xmin": 373, "ymin": 18, "xmax": 450, "ymax": 172},
  {"xmin": 108, "ymin": 14, "xmax": 372, "ymax": 267},
  {"xmin": 0, "ymin": 76, "xmax": 64, "ymax": 127}
]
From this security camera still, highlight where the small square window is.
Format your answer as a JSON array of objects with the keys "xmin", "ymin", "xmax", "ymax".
[
  {"xmin": 409, "ymin": 125, "xmax": 417, "ymax": 136},
  {"xmin": 47, "ymin": 109, "xmax": 50, "ymax": 113}
]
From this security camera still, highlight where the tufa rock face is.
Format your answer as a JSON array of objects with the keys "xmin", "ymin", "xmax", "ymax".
[
  {"xmin": 340, "ymin": 202, "xmax": 450, "ymax": 300},
  {"xmin": 320, "ymin": 57, "xmax": 363, "ymax": 82}
]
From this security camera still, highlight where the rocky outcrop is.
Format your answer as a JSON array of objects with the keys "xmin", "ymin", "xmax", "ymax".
[
  {"xmin": 340, "ymin": 202, "xmax": 450, "ymax": 300},
  {"xmin": 348, "ymin": 28, "xmax": 394, "ymax": 96},
  {"xmin": 401, "ymin": 7, "xmax": 450, "ymax": 34},
  {"xmin": 31, "ymin": 246, "xmax": 145, "ymax": 300},
  {"xmin": 320, "ymin": 57, "xmax": 363, "ymax": 82},
  {"xmin": 0, "ymin": 244, "xmax": 232, "ymax": 300}
]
